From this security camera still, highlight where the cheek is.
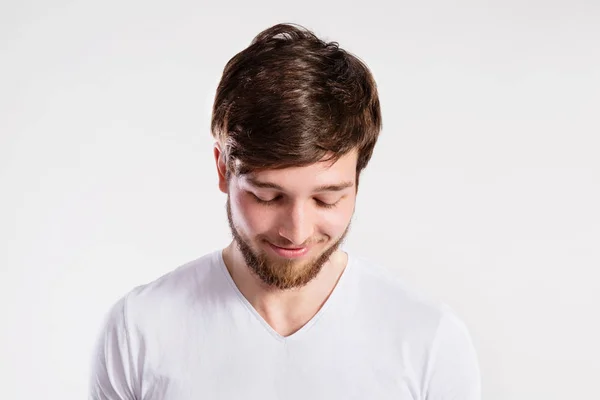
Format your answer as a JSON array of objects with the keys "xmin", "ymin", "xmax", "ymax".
[
  {"xmin": 232, "ymin": 193, "xmax": 276, "ymax": 234},
  {"xmin": 322, "ymin": 203, "xmax": 354, "ymax": 234},
  {"xmin": 301, "ymin": 199, "xmax": 355, "ymax": 238}
]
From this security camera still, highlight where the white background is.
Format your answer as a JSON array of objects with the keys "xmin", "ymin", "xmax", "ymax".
[{"xmin": 1, "ymin": 1, "xmax": 599, "ymax": 399}]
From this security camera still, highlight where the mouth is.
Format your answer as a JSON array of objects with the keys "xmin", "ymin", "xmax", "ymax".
[{"xmin": 267, "ymin": 242, "xmax": 311, "ymax": 258}]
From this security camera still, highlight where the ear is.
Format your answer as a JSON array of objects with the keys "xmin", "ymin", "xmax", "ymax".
[{"xmin": 213, "ymin": 142, "xmax": 229, "ymax": 194}]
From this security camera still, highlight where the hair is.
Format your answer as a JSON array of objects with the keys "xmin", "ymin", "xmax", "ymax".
[{"xmin": 211, "ymin": 23, "xmax": 382, "ymax": 190}]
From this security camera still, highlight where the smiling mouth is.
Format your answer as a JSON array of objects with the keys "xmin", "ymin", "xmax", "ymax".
[{"xmin": 266, "ymin": 242, "xmax": 312, "ymax": 258}]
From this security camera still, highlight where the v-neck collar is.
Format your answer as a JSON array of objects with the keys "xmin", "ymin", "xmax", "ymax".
[{"xmin": 215, "ymin": 248, "xmax": 354, "ymax": 342}]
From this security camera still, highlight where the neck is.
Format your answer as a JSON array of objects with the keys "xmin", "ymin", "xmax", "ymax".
[{"xmin": 222, "ymin": 242, "xmax": 348, "ymax": 337}]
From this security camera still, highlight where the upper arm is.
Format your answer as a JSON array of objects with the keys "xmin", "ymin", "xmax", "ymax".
[
  {"xmin": 89, "ymin": 296, "xmax": 138, "ymax": 400},
  {"xmin": 423, "ymin": 307, "xmax": 481, "ymax": 400}
]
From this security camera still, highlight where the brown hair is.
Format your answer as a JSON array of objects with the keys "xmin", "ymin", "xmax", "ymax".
[{"xmin": 211, "ymin": 23, "xmax": 382, "ymax": 189}]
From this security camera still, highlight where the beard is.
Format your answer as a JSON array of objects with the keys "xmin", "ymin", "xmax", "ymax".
[{"xmin": 226, "ymin": 197, "xmax": 351, "ymax": 290}]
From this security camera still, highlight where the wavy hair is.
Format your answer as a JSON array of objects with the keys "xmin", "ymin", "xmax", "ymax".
[{"xmin": 211, "ymin": 23, "xmax": 382, "ymax": 189}]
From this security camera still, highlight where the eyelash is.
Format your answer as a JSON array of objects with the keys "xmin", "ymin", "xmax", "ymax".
[{"xmin": 252, "ymin": 194, "xmax": 339, "ymax": 209}]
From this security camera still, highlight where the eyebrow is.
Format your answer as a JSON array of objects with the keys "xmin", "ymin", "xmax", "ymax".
[{"xmin": 245, "ymin": 177, "xmax": 354, "ymax": 193}]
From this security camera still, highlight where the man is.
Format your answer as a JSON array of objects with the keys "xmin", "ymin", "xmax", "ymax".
[{"xmin": 89, "ymin": 23, "xmax": 481, "ymax": 399}]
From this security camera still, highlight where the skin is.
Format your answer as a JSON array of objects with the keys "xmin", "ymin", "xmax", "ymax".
[{"xmin": 213, "ymin": 142, "xmax": 359, "ymax": 337}]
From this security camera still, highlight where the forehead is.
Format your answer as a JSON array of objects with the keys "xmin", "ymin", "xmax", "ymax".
[{"xmin": 240, "ymin": 150, "xmax": 358, "ymax": 192}]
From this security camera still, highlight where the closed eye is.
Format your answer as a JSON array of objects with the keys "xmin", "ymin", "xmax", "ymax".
[
  {"xmin": 252, "ymin": 194, "xmax": 280, "ymax": 205},
  {"xmin": 315, "ymin": 199, "xmax": 339, "ymax": 209},
  {"xmin": 250, "ymin": 193, "xmax": 339, "ymax": 209}
]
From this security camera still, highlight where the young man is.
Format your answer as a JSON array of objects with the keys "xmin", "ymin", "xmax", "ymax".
[{"xmin": 90, "ymin": 24, "xmax": 481, "ymax": 399}]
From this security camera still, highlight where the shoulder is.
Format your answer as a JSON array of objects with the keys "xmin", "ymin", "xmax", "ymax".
[
  {"xmin": 132, "ymin": 250, "xmax": 222, "ymax": 298},
  {"xmin": 349, "ymin": 253, "xmax": 446, "ymax": 321},
  {"xmin": 347, "ymin": 254, "xmax": 480, "ymax": 397},
  {"xmin": 89, "ymin": 251, "xmax": 225, "ymax": 398},
  {"xmin": 347, "ymin": 253, "xmax": 473, "ymax": 346},
  {"xmin": 105, "ymin": 250, "xmax": 226, "ymax": 332}
]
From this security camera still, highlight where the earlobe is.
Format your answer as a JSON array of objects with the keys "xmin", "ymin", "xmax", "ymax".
[{"xmin": 213, "ymin": 143, "xmax": 229, "ymax": 194}]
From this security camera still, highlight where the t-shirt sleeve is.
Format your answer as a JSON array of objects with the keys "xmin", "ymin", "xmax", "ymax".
[
  {"xmin": 89, "ymin": 296, "xmax": 138, "ymax": 400},
  {"xmin": 423, "ymin": 306, "xmax": 481, "ymax": 400}
]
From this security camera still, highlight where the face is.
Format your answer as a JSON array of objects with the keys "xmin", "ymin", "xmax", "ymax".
[{"xmin": 218, "ymin": 148, "xmax": 358, "ymax": 290}]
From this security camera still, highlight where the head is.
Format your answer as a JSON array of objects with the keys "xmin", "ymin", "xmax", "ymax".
[{"xmin": 211, "ymin": 23, "xmax": 382, "ymax": 290}]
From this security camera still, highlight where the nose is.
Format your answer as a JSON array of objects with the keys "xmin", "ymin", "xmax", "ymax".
[{"xmin": 277, "ymin": 200, "xmax": 314, "ymax": 247}]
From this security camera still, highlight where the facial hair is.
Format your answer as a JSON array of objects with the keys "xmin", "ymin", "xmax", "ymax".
[{"xmin": 226, "ymin": 197, "xmax": 351, "ymax": 290}]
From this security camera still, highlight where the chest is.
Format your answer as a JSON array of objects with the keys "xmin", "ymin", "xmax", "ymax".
[{"xmin": 139, "ymin": 331, "xmax": 422, "ymax": 400}]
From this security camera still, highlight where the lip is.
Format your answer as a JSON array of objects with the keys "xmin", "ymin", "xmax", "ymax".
[{"xmin": 267, "ymin": 242, "xmax": 311, "ymax": 259}]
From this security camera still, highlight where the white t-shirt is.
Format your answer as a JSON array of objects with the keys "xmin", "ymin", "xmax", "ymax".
[{"xmin": 89, "ymin": 250, "xmax": 481, "ymax": 400}]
